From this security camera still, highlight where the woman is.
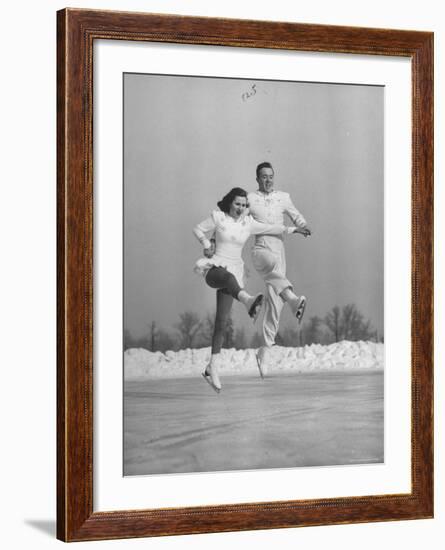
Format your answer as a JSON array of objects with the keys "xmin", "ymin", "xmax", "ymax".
[{"xmin": 193, "ymin": 187, "xmax": 300, "ymax": 392}]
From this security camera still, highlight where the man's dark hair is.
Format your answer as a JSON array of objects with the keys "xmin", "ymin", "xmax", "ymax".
[
  {"xmin": 256, "ymin": 162, "xmax": 274, "ymax": 178},
  {"xmin": 217, "ymin": 187, "xmax": 248, "ymax": 213}
]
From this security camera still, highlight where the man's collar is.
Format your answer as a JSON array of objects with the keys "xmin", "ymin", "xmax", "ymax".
[{"xmin": 256, "ymin": 189, "xmax": 277, "ymax": 196}]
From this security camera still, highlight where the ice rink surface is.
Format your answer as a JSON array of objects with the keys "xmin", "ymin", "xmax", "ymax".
[{"xmin": 124, "ymin": 370, "xmax": 383, "ymax": 475}]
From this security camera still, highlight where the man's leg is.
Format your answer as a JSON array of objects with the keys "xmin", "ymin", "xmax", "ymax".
[
  {"xmin": 263, "ymin": 283, "xmax": 284, "ymax": 347},
  {"xmin": 252, "ymin": 245, "xmax": 306, "ymax": 377},
  {"xmin": 280, "ymin": 287, "xmax": 307, "ymax": 322},
  {"xmin": 252, "ymin": 247, "xmax": 288, "ymax": 377},
  {"xmin": 252, "ymin": 246, "xmax": 290, "ymax": 341},
  {"xmin": 255, "ymin": 245, "xmax": 306, "ymax": 322},
  {"xmin": 254, "ymin": 283, "xmax": 284, "ymax": 378}
]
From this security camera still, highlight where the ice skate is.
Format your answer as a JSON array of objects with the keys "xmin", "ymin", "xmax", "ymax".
[
  {"xmin": 294, "ymin": 295, "xmax": 306, "ymax": 324},
  {"xmin": 246, "ymin": 293, "xmax": 264, "ymax": 323},
  {"xmin": 255, "ymin": 345, "xmax": 271, "ymax": 379},
  {"xmin": 237, "ymin": 290, "xmax": 264, "ymax": 323},
  {"xmin": 202, "ymin": 362, "xmax": 221, "ymax": 393}
]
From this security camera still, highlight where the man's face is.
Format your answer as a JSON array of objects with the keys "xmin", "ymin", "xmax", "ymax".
[{"xmin": 257, "ymin": 167, "xmax": 274, "ymax": 193}]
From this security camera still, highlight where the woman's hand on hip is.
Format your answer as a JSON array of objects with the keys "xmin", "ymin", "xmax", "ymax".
[{"xmin": 204, "ymin": 239, "xmax": 216, "ymax": 258}]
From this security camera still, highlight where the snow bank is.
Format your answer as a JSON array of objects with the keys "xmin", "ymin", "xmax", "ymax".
[{"xmin": 124, "ymin": 341, "xmax": 383, "ymax": 380}]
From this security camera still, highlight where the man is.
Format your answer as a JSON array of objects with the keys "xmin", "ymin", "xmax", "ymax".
[{"xmin": 248, "ymin": 162, "xmax": 311, "ymax": 377}]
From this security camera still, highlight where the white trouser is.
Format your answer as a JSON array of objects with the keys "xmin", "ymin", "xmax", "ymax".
[{"xmin": 252, "ymin": 240, "xmax": 292, "ymax": 347}]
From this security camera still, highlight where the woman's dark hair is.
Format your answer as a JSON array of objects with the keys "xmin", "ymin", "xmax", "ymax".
[{"xmin": 217, "ymin": 187, "xmax": 248, "ymax": 213}]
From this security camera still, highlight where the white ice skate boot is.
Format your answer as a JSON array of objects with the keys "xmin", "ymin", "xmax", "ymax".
[
  {"xmin": 238, "ymin": 291, "xmax": 264, "ymax": 323},
  {"xmin": 202, "ymin": 355, "xmax": 222, "ymax": 393},
  {"xmin": 290, "ymin": 295, "xmax": 306, "ymax": 324}
]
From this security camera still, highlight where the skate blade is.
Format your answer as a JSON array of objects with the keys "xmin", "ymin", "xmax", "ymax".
[
  {"xmin": 296, "ymin": 298, "xmax": 306, "ymax": 325},
  {"xmin": 255, "ymin": 353, "xmax": 265, "ymax": 379},
  {"xmin": 202, "ymin": 373, "xmax": 221, "ymax": 394},
  {"xmin": 249, "ymin": 294, "xmax": 264, "ymax": 323}
]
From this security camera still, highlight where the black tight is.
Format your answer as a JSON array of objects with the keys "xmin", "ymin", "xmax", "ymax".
[
  {"xmin": 205, "ymin": 266, "xmax": 241, "ymax": 299},
  {"xmin": 210, "ymin": 290, "xmax": 233, "ymax": 354},
  {"xmin": 205, "ymin": 267, "xmax": 241, "ymax": 354}
]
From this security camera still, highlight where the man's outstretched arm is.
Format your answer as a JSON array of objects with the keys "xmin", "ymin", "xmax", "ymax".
[{"xmin": 284, "ymin": 193, "xmax": 311, "ymax": 236}]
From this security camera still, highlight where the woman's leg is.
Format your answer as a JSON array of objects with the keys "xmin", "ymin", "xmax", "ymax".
[
  {"xmin": 203, "ymin": 289, "xmax": 233, "ymax": 391},
  {"xmin": 211, "ymin": 289, "xmax": 234, "ymax": 354},
  {"xmin": 205, "ymin": 266, "xmax": 241, "ymax": 299},
  {"xmin": 205, "ymin": 266, "xmax": 263, "ymax": 321}
]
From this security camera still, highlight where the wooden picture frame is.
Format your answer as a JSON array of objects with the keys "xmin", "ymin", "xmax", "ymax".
[{"xmin": 57, "ymin": 8, "xmax": 433, "ymax": 542}]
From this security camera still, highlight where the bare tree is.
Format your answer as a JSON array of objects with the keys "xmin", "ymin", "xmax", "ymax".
[
  {"xmin": 234, "ymin": 327, "xmax": 246, "ymax": 349},
  {"xmin": 201, "ymin": 312, "xmax": 235, "ymax": 349},
  {"xmin": 250, "ymin": 332, "xmax": 263, "ymax": 349},
  {"xmin": 325, "ymin": 305, "xmax": 341, "ymax": 342},
  {"xmin": 156, "ymin": 329, "xmax": 179, "ymax": 352},
  {"xmin": 124, "ymin": 322, "xmax": 179, "ymax": 352},
  {"xmin": 123, "ymin": 329, "xmax": 136, "ymax": 351},
  {"xmin": 279, "ymin": 327, "xmax": 299, "ymax": 347},
  {"xmin": 302, "ymin": 315, "xmax": 322, "ymax": 345},
  {"xmin": 123, "ymin": 328, "xmax": 151, "ymax": 350},
  {"xmin": 175, "ymin": 311, "xmax": 202, "ymax": 349},
  {"xmin": 324, "ymin": 304, "xmax": 376, "ymax": 342},
  {"xmin": 198, "ymin": 313, "xmax": 215, "ymax": 347},
  {"xmin": 223, "ymin": 315, "xmax": 235, "ymax": 348},
  {"xmin": 146, "ymin": 320, "xmax": 157, "ymax": 351}
]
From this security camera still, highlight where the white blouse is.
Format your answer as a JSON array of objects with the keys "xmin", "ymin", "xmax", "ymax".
[{"xmin": 193, "ymin": 210, "xmax": 293, "ymax": 286}]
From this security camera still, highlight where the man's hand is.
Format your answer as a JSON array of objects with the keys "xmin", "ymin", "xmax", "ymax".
[
  {"xmin": 292, "ymin": 226, "xmax": 311, "ymax": 237},
  {"xmin": 204, "ymin": 239, "xmax": 216, "ymax": 258}
]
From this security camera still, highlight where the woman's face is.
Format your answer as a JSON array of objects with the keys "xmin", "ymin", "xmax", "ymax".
[{"xmin": 229, "ymin": 196, "xmax": 248, "ymax": 219}]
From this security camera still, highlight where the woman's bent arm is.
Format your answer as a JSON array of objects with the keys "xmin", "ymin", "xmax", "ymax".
[{"xmin": 193, "ymin": 216, "xmax": 216, "ymax": 249}]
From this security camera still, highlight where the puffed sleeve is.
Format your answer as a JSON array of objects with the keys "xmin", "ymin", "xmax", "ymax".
[
  {"xmin": 193, "ymin": 215, "xmax": 216, "ymax": 249},
  {"xmin": 283, "ymin": 192, "xmax": 307, "ymax": 228}
]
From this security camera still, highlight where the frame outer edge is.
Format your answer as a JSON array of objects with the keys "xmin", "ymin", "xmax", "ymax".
[
  {"xmin": 56, "ymin": 8, "xmax": 67, "ymax": 542},
  {"xmin": 56, "ymin": 8, "xmax": 434, "ymax": 541},
  {"xmin": 57, "ymin": 7, "xmax": 95, "ymax": 541},
  {"xmin": 413, "ymin": 32, "xmax": 434, "ymax": 517},
  {"xmin": 62, "ymin": 7, "xmax": 431, "ymax": 57}
]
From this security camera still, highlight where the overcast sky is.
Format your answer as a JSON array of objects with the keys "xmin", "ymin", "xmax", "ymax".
[{"xmin": 123, "ymin": 73, "xmax": 384, "ymax": 342}]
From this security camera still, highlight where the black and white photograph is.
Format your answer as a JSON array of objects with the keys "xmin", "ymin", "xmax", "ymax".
[
  {"xmin": 123, "ymin": 73, "xmax": 384, "ymax": 476},
  {"xmin": 2, "ymin": 0, "xmax": 440, "ymax": 547}
]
